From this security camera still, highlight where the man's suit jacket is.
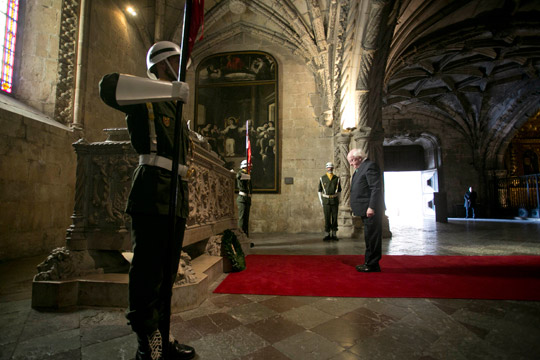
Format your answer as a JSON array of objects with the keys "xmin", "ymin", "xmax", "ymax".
[{"xmin": 350, "ymin": 159, "xmax": 384, "ymax": 217}]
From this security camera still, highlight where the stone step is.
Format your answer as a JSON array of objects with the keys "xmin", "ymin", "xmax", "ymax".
[
  {"xmin": 32, "ymin": 254, "xmax": 224, "ymax": 312},
  {"xmin": 191, "ymin": 254, "xmax": 223, "ymax": 284}
]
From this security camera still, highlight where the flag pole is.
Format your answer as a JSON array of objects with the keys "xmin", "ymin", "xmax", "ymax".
[
  {"xmin": 245, "ymin": 120, "xmax": 255, "ymax": 247},
  {"xmin": 245, "ymin": 120, "xmax": 250, "ymax": 174},
  {"xmin": 163, "ymin": 1, "xmax": 193, "ymax": 358}
]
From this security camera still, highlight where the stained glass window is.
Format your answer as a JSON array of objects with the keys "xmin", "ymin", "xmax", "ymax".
[{"xmin": 0, "ymin": 0, "xmax": 18, "ymax": 94}]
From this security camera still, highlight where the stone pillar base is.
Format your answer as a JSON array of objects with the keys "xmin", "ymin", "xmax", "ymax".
[
  {"xmin": 383, "ymin": 215, "xmax": 392, "ymax": 238},
  {"xmin": 338, "ymin": 207, "xmax": 356, "ymax": 238}
]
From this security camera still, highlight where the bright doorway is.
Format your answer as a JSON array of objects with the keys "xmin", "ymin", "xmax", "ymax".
[{"xmin": 384, "ymin": 171, "xmax": 436, "ymax": 225}]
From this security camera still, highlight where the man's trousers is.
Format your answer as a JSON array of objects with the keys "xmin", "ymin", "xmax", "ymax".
[
  {"xmin": 126, "ymin": 213, "xmax": 186, "ymax": 335},
  {"xmin": 323, "ymin": 204, "xmax": 339, "ymax": 233},
  {"xmin": 237, "ymin": 197, "xmax": 251, "ymax": 236},
  {"xmin": 361, "ymin": 212, "xmax": 382, "ymax": 267}
]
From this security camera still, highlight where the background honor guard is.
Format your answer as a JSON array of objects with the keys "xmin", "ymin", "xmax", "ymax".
[
  {"xmin": 99, "ymin": 40, "xmax": 195, "ymax": 360},
  {"xmin": 318, "ymin": 162, "xmax": 342, "ymax": 241},
  {"xmin": 237, "ymin": 160, "xmax": 252, "ymax": 237}
]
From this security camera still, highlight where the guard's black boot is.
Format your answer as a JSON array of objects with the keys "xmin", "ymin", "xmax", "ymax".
[
  {"xmin": 169, "ymin": 339, "xmax": 196, "ymax": 360},
  {"xmin": 135, "ymin": 329, "xmax": 163, "ymax": 360}
]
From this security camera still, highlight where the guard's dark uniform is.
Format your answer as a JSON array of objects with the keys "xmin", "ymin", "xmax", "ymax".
[
  {"xmin": 99, "ymin": 73, "xmax": 190, "ymax": 337},
  {"xmin": 319, "ymin": 173, "xmax": 342, "ymax": 235},
  {"xmin": 236, "ymin": 168, "xmax": 252, "ymax": 236}
]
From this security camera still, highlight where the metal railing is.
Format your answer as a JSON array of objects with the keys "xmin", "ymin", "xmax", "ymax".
[{"xmin": 494, "ymin": 173, "xmax": 540, "ymax": 217}]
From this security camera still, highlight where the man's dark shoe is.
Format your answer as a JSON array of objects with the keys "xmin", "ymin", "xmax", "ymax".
[
  {"xmin": 356, "ymin": 264, "xmax": 381, "ymax": 272},
  {"xmin": 169, "ymin": 340, "xmax": 195, "ymax": 360},
  {"xmin": 323, "ymin": 235, "xmax": 332, "ymax": 241}
]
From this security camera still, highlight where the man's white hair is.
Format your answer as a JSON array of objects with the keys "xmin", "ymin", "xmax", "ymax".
[{"xmin": 347, "ymin": 148, "xmax": 366, "ymax": 160}]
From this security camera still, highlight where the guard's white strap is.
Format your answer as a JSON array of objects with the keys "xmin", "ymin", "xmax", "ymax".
[
  {"xmin": 320, "ymin": 177, "xmax": 327, "ymax": 195},
  {"xmin": 239, "ymin": 191, "xmax": 251, "ymax": 197},
  {"xmin": 139, "ymin": 154, "xmax": 188, "ymax": 178},
  {"xmin": 320, "ymin": 176, "xmax": 340, "ymax": 195},
  {"xmin": 322, "ymin": 194, "xmax": 339, "ymax": 198},
  {"xmin": 145, "ymin": 103, "xmax": 158, "ymax": 153}
]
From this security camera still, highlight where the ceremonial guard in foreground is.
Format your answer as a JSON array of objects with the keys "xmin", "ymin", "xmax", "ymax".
[
  {"xmin": 318, "ymin": 162, "xmax": 342, "ymax": 240},
  {"xmin": 99, "ymin": 40, "xmax": 195, "ymax": 360},
  {"xmin": 237, "ymin": 160, "xmax": 252, "ymax": 237}
]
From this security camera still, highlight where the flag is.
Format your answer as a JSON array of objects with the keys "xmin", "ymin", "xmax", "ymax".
[
  {"xmin": 246, "ymin": 121, "xmax": 252, "ymax": 174},
  {"xmin": 188, "ymin": 0, "xmax": 204, "ymax": 58}
]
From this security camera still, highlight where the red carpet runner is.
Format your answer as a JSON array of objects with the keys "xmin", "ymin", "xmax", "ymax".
[{"xmin": 214, "ymin": 255, "xmax": 540, "ymax": 300}]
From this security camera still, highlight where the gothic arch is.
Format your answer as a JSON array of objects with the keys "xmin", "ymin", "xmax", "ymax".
[
  {"xmin": 383, "ymin": 132, "xmax": 442, "ymax": 170},
  {"xmin": 485, "ymin": 99, "xmax": 540, "ymax": 172}
]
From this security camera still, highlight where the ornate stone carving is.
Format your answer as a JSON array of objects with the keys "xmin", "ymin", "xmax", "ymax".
[
  {"xmin": 34, "ymin": 247, "xmax": 99, "ymax": 281},
  {"xmin": 187, "ymin": 161, "xmax": 235, "ymax": 226},
  {"xmin": 336, "ymin": 132, "xmax": 353, "ymax": 237},
  {"xmin": 60, "ymin": 128, "xmax": 236, "ymax": 277},
  {"xmin": 54, "ymin": 0, "xmax": 80, "ymax": 125},
  {"xmin": 175, "ymin": 251, "xmax": 198, "ymax": 285}
]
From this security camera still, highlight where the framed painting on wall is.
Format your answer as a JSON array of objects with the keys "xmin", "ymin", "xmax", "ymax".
[{"xmin": 195, "ymin": 51, "xmax": 279, "ymax": 193}]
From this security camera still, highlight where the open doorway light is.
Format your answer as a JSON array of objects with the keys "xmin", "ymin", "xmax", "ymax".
[{"xmin": 384, "ymin": 171, "xmax": 426, "ymax": 225}]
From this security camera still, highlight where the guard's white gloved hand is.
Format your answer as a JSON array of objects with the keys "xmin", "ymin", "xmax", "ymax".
[{"xmin": 172, "ymin": 81, "xmax": 189, "ymax": 103}]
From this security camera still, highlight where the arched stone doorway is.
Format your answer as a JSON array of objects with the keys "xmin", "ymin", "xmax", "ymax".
[{"xmin": 383, "ymin": 133, "xmax": 447, "ymax": 222}]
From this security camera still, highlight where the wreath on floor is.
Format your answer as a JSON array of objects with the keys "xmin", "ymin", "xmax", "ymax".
[{"xmin": 221, "ymin": 229, "xmax": 246, "ymax": 272}]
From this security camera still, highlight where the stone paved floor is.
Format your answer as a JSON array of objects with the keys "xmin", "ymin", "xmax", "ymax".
[{"xmin": 1, "ymin": 218, "xmax": 540, "ymax": 359}]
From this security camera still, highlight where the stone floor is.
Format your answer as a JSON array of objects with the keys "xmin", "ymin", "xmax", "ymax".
[{"xmin": 1, "ymin": 217, "xmax": 540, "ymax": 360}]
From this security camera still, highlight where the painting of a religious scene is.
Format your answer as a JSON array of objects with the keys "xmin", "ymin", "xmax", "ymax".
[{"xmin": 195, "ymin": 51, "xmax": 278, "ymax": 192}]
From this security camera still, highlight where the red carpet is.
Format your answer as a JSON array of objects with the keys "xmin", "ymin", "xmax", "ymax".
[{"xmin": 214, "ymin": 255, "xmax": 540, "ymax": 300}]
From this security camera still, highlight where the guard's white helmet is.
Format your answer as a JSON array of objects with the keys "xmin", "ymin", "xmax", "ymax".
[
  {"xmin": 240, "ymin": 160, "xmax": 248, "ymax": 168},
  {"xmin": 146, "ymin": 41, "xmax": 181, "ymax": 79},
  {"xmin": 326, "ymin": 162, "xmax": 334, "ymax": 168}
]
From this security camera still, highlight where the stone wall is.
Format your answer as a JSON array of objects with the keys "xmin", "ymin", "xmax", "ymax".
[
  {"xmin": 16, "ymin": 0, "xmax": 62, "ymax": 118},
  {"xmin": 0, "ymin": 105, "xmax": 77, "ymax": 260},
  {"xmin": 83, "ymin": 0, "xmax": 147, "ymax": 143}
]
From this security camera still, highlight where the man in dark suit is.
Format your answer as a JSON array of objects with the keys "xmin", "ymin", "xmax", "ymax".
[
  {"xmin": 464, "ymin": 186, "xmax": 477, "ymax": 218},
  {"xmin": 347, "ymin": 148, "xmax": 385, "ymax": 272}
]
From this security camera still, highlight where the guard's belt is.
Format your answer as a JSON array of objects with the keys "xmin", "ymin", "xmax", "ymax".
[
  {"xmin": 322, "ymin": 194, "xmax": 339, "ymax": 198},
  {"xmin": 139, "ymin": 154, "xmax": 188, "ymax": 178},
  {"xmin": 239, "ymin": 191, "xmax": 252, "ymax": 197}
]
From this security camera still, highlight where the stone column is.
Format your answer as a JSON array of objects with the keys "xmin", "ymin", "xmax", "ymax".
[
  {"xmin": 337, "ymin": 132, "xmax": 353, "ymax": 237},
  {"xmin": 66, "ymin": 138, "xmax": 89, "ymax": 251}
]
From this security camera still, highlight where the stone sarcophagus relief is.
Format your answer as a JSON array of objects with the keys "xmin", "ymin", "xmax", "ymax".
[
  {"xmin": 65, "ymin": 128, "xmax": 236, "ymax": 270},
  {"xmin": 32, "ymin": 128, "xmax": 236, "ymax": 309}
]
